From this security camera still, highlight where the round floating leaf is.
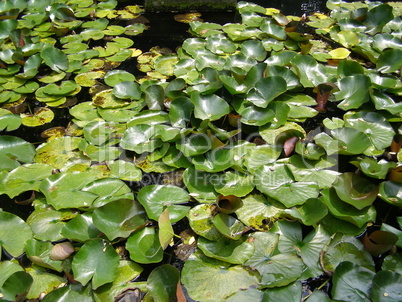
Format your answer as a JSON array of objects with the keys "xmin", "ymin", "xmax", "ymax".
[
  {"xmin": 108, "ymin": 160, "xmax": 142, "ymax": 181},
  {"xmin": 21, "ymin": 107, "xmax": 54, "ymax": 127},
  {"xmin": 379, "ymin": 181, "xmax": 402, "ymax": 207},
  {"xmin": 372, "ymin": 271, "xmax": 402, "ymax": 302},
  {"xmin": 92, "ymin": 199, "xmax": 147, "ymax": 241},
  {"xmin": 154, "ymin": 54, "xmax": 179, "ymax": 76},
  {"xmin": 192, "ymin": 148, "xmax": 234, "ymax": 173},
  {"xmin": 245, "ymin": 231, "xmax": 304, "ymax": 287},
  {"xmin": 61, "ymin": 213, "xmax": 101, "ymax": 242},
  {"xmin": 27, "ymin": 208, "xmax": 75, "ymax": 241},
  {"xmin": 42, "ymin": 284, "xmax": 94, "ymax": 302},
  {"xmin": 74, "ymin": 71, "xmax": 105, "ymax": 87},
  {"xmin": 34, "ymin": 136, "xmax": 83, "ymax": 169},
  {"xmin": 104, "ymin": 70, "xmax": 136, "ymax": 87},
  {"xmin": 112, "ymin": 81, "xmax": 142, "ymax": 100},
  {"xmin": 198, "ymin": 236, "xmax": 255, "ymax": 264},
  {"xmin": 72, "ymin": 238, "xmax": 119, "ymax": 289},
  {"xmin": 183, "ymin": 167, "xmax": 218, "ymax": 203},
  {"xmin": 262, "ymin": 282, "xmax": 302, "ymax": 301},
  {"xmin": 147, "ymin": 264, "xmax": 180, "ymax": 302},
  {"xmin": 181, "ymin": 252, "xmax": 259, "ymax": 302},
  {"xmin": 290, "ymin": 54, "xmax": 328, "ymax": 87},
  {"xmin": 190, "ymin": 92, "xmax": 230, "ymax": 121},
  {"xmin": 241, "ymin": 39, "xmax": 267, "ymax": 61},
  {"xmin": 120, "ymin": 124, "xmax": 163, "ymax": 154},
  {"xmin": 322, "ymin": 234, "xmax": 375, "ymax": 273},
  {"xmin": 40, "ymin": 45, "xmax": 69, "ymax": 72},
  {"xmin": 205, "ymin": 35, "xmax": 237, "ymax": 55},
  {"xmin": 376, "ymin": 49, "xmax": 402, "ymax": 73},
  {"xmin": 39, "ymin": 172, "xmax": 99, "ymax": 210},
  {"xmin": 345, "ymin": 111, "xmax": 395, "ymax": 150},
  {"xmin": 1, "ymin": 271, "xmax": 33, "ymax": 301},
  {"xmin": 176, "ymin": 133, "xmax": 211, "ymax": 157},
  {"xmin": 126, "ymin": 227, "xmax": 164, "ymax": 264},
  {"xmin": 331, "ymin": 261, "xmax": 375, "ymax": 302},
  {"xmin": 320, "ymin": 188, "xmax": 376, "ymax": 228},
  {"xmin": 0, "ymin": 109, "xmax": 22, "ymax": 131},
  {"xmin": 334, "ymin": 74, "xmax": 371, "ymax": 110},
  {"xmin": 0, "ymin": 163, "xmax": 53, "ymax": 198},
  {"xmin": 333, "ymin": 172, "xmax": 378, "ymax": 210},
  {"xmin": 330, "ymin": 127, "xmax": 372, "ymax": 155},
  {"xmin": 137, "ymin": 184, "xmax": 190, "ymax": 222},
  {"xmin": 0, "ymin": 211, "xmax": 32, "ymax": 257},
  {"xmin": 93, "ymin": 89, "xmax": 132, "ymax": 109},
  {"xmin": 93, "ymin": 260, "xmax": 143, "ymax": 301},
  {"xmin": 25, "ymin": 265, "xmax": 66, "ymax": 300},
  {"xmin": 240, "ymin": 105, "xmax": 275, "ymax": 126},
  {"xmin": 214, "ymin": 171, "xmax": 254, "ymax": 197},
  {"xmin": 0, "ymin": 135, "xmax": 35, "ymax": 170}
]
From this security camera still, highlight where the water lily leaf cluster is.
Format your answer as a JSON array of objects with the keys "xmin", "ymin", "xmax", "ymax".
[{"xmin": 0, "ymin": 0, "xmax": 402, "ymax": 301}]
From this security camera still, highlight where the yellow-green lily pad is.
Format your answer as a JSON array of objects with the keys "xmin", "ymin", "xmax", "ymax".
[{"xmin": 21, "ymin": 107, "xmax": 54, "ymax": 127}]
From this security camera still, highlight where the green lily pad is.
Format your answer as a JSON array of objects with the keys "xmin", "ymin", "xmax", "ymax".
[
  {"xmin": 126, "ymin": 227, "xmax": 164, "ymax": 264},
  {"xmin": 212, "ymin": 213, "xmax": 247, "ymax": 240},
  {"xmin": 198, "ymin": 236, "xmax": 255, "ymax": 264},
  {"xmin": 333, "ymin": 172, "xmax": 379, "ymax": 210},
  {"xmin": 321, "ymin": 233, "xmax": 375, "ymax": 273},
  {"xmin": 27, "ymin": 208, "xmax": 75, "ymax": 241},
  {"xmin": 190, "ymin": 92, "xmax": 230, "ymax": 121},
  {"xmin": 40, "ymin": 45, "xmax": 69, "ymax": 72},
  {"xmin": 214, "ymin": 171, "xmax": 254, "ymax": 197},
  {"xmin": 206, "ymin": 35, "xmax": 237, "ymax": 55},
  {"xmin": 0, "ymin": 109, "xmax": 21, "ymax": 131},
  {"xmin": 182, "ymin": 167, "xmax": 218, "ymax": 203},
  {"xmin": 379, "ymin": 181, "xmax": 402, "ymax": 207},
  {"xmin": 345, "ymin": 111, "xmax": 395, "ymax": 150},
  {"xmin": 290, "ymin": 54, "xmax": 328, "ymax": 87},
  {"xmin": 72, "ymin": 239, "xmax": 119, "ymax": 289},
  {"xmin": 154, "ymin": 54, "xmax": 179, "ymax": 76},
  {"xmin": 26, "ymin": 265, "xmax": 66, "ymax": 300},
  {"xmin": 0, "ymin": 135, "xmax": 36, "ymax": 171},
  {"xmin": 331, "ymin": 261, "xmax": 375, "ymax": 302},
  {"xmin": 120, "ymin": 124, "xmax": 163, "ymax": 154},
  {"xmin": 25, "ymin": 239, "xmax": 64, "ymax": 272},
  {"xmin": 0, "ymin": 163, "xmax": 53, "ymax": 198},
  {"xmin": 0, "ymin": 271, "xmax": 33, "ymax": 301},
  {"xmin": 241, "ymin": 39, "xmax": 267, "ymax": 61},
  {"xmin": 39, "ymin": 171, "xmax": 99, "ymax": 210},
  {"xmin": 112, "ymin": 81, "xmax": 142, "ymax": 100},
  {"xmin": 61, "ymin": 213, "xmax": 101, "ymax": 242},
  {"xmin": 42, "ymin": 283, "xmax": 94, "ymax": 302},
  {"xmin": 147, "ymin": 264, "xmax": 180, "ymax": 302},
  {"xmin": 104, "ymin": 70, "xmax": 136, "ymax": 87},
  {"xmin": 137, "ymin": 184, "xmax": 189, "ymax": 222},
  {"xmin": 93, "ymin": 260, "xmax": 143, "ymax": 302},
  {"xmin": 371, "ymin": 271, "xmax": 402, "ymax": 301},
  {"xmin": 187, "ymin": 204, "xmax": 223, "ymax": 241},
  {"xmin": 334, "ymin": 74, "xmax": 371, "ymax": 110},
  {"xmin": 92, "ymin": 199, "xmax": 147, "ymax": 241},
  {"xmin": 245, "ymin": 231, "xmax": 304, "ymax": 287},
  {"xmin": 181, "ymin": 252, "xmax": 259, "ymax": 302},
  {"xmin": 0, "ymin": 211, "xmax": 33, "ymax": 257},
  {"xmin": 34, "ymin": 136, "xmax": 83, "ymax": 169}
]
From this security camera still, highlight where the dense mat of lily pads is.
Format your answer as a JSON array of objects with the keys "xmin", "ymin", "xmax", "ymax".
[{"xmin": 0, "ymin": 0, "xmax": 402, "ymax": 300}]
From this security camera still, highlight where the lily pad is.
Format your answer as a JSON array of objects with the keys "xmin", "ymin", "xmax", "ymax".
[
  {"xmin": 72, "ymin": 239, "xmax": 119, "ymax": 289},
  {"xmin": 333, "ymin": 172, "xmax": 379, "ymax": 210},
  {"xmin": 0, "ymin": 135, "xmax": 36, "ymax": 171},
  {"xmin": 92, "ymin": 199, "xmax": 147, "ymax": 241},
  {"xmin": 137, "ymin": 184, "xmax": 190, "ymax": 222},
  {"xmin": 190, "ymin": 92, "xmax": 230, "ymax": 121},
  {"xmin": 181, "ymin": 252, "xmax": 259, "ymax": 302},
  {"xmin": 0, "ymin": 211, "xmax": 33, "ymax": 257},
  {"xmin": 126, "ymin": 227, "xmax": 164, "ymax": 264}
]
